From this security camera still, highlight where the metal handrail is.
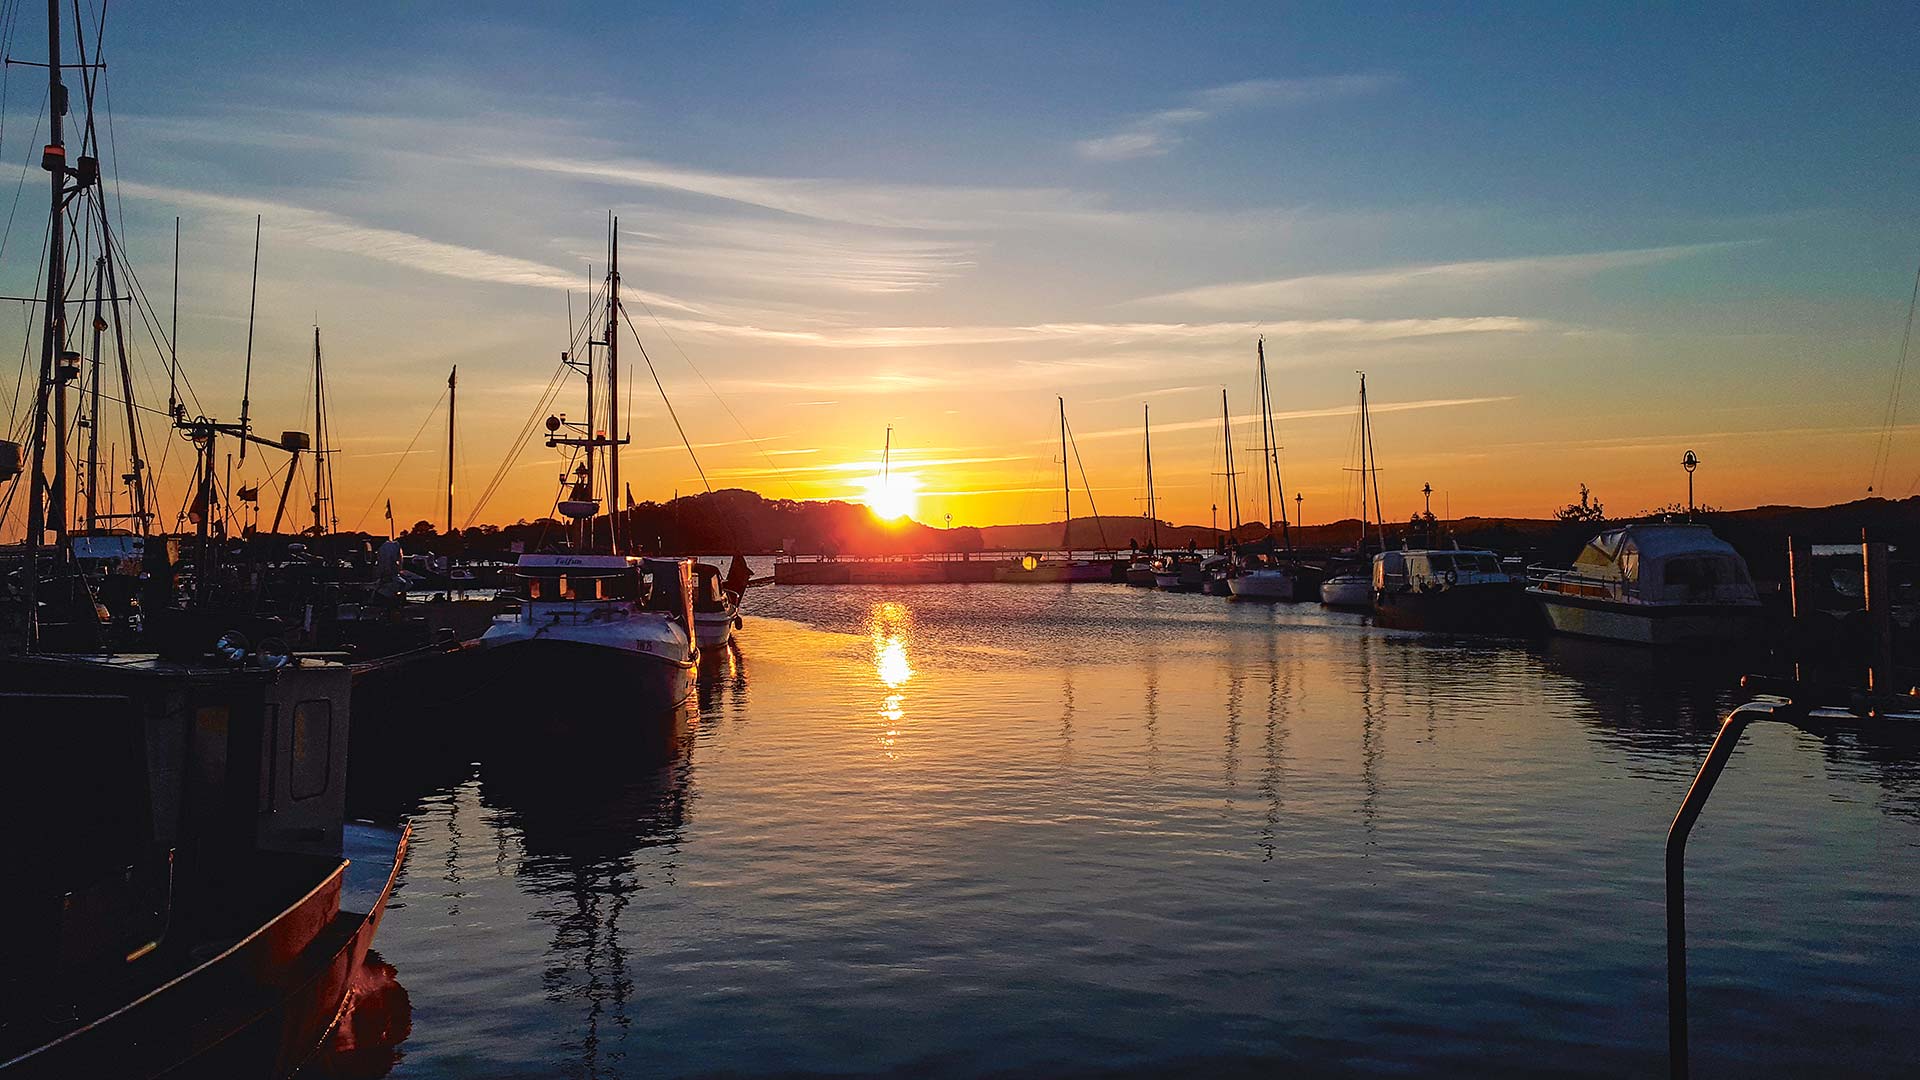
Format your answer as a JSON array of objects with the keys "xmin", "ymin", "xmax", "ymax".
[{"xmin": 1666, "ymin": 693, "xmax": 1917, "ymax": 1078}]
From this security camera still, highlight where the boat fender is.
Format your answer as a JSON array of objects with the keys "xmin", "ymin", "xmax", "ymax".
[{"xmin": 733, "ymin": 615, "xmax": 743, "ymax": 628}]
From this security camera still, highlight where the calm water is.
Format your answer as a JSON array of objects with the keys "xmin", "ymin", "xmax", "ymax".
[{"xmin": 335, "ymin": 576, "xmax": 1920, "ymax": 1078}]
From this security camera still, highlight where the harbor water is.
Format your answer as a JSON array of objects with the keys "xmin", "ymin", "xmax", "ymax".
[{"xmin": 340, "ymin": 576, "xmax": 1920, "ymax": 1078}]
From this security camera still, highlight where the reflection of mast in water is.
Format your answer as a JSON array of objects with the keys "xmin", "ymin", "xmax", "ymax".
[
  {"xmin": 1143, "ymin": 660, "xmax": 1160, "ymax": 778},
  {"xmin": 1223, "ymin": 659, "xmax": 1245, "ymax": 808},
  {"xmin": 697, "ymin": 640, "xmax": 747, "ymax": 717},
  {"xmin": 1258, "ymin": 634, "xmax": 1293, "ymax": 865},
  {"xmin": 1060, "ymin": 669, "xmax": 1076, "ymax": 765},
  {"xmin": 479, "ymin": 705, "xmax": 698, "ymax": 1080},
  {"xmin": 1358, "ymin": 634, "xmax": 1382, "ymax": 852},
  {"xmin": 443, "ymin": 775, "xmax": 473, "ymax": 917}
]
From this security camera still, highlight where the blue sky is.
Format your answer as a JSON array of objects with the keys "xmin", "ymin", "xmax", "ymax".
[{"xmin": 3, "ymin": 2, "xmax": 1916, "ymax": 530}]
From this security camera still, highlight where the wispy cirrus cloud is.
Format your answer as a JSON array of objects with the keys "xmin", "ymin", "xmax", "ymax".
[
  {"xmin": 620, "ymin": 213, "xmax": 976, "ymax": 296},
  {"xmin": 1067, "ymin": 396, "xmax": 1516, "ymax": 442},
  {"xmin": 1137, "ymin": 241, "xmax": 1757, "ymax": 312},
  {"xmin": 1076, "ymin": 74, "xmax": 1399, "ymax": 161}
]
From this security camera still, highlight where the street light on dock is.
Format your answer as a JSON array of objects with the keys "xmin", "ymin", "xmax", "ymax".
[{"xmin": 1682, "ymin": 449, "xmax": 1699, "ymax": 518}]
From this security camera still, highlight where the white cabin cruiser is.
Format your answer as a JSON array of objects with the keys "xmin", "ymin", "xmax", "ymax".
[
  {"xmin": 479, "ymin": 554, "xmax": 698, "ymax": 707},
  {"xmin": 1530, "ymin": 524, "xmax": 1761, "ymax": 646}
]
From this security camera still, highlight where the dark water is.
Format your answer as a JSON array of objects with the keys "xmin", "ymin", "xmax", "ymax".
[{"xmin": 334, "ymin": 577, "xmax": 1920, "ymax": 1078}]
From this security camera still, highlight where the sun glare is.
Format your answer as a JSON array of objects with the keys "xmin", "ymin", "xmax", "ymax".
[{"xmin": 860, "ymin": 472, "xmax": 921, "ymax": 522}]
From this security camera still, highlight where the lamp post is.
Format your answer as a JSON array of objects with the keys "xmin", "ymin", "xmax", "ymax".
[
  {"xmin": 1682, "ymin": 450, "xmax": 1699, "ymax": 519},
  {"xmin": 1295, "ymin": 491, "xmax": 1303, "ymax": 529}
]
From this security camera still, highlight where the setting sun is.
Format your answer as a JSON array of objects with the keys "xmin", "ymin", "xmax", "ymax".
[{"xmin": 860, "ymin": 472, "xmax": 922, "ymax": 522}]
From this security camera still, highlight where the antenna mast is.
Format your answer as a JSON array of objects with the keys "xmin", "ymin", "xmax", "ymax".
[
  {"xmin": 606, "ymin": 215, "xmax": 620, "ymax": 553},
  {"xmin": 238, "ymin": 215, "xmax": 260, "ymax": 463}
]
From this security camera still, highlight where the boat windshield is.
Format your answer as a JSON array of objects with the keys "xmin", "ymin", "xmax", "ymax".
[{"xmin": 519, "ymin": 569, "xmax": 639, "ymax": 602}]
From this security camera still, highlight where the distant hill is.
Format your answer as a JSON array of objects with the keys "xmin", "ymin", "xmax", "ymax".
[{"xmin": 306, "ymin": 489, "xmax": 1920, "ymax": 577}]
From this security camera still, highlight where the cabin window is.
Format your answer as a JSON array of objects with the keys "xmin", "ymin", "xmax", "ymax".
[
  {"xmin": 290, "ymin": 700, "xmax": 332, "ymax": 800},
  {"xmin": 1665, "ymin": 557, "xmax": 1735, "ymax": 594}
]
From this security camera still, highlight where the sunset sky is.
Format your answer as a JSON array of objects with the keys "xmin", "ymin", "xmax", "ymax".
[{"xmin": 3, "ymin": 3, "xmax": 1916, "ymax": 534}]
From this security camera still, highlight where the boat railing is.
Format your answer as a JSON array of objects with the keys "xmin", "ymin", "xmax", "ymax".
[
  {"xmin": 1528, "ymin": 567, "xmax": 1627, "ymax": 601},
  {"xmin": 1665, "ymin": 690, "xmax": 1919, "ymax": 1079}
]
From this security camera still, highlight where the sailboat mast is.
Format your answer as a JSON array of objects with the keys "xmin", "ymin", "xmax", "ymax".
[
  {"xmin": 446, "ymin": 366, "xmax": 457, "ymax": 536},
  {"xmin": 1257, "ymin": 339, "xmax": 1273, "ymax": 536},
  {"xmin": 1359, "ymin": 373, "xmax": 1384, "ymax": 553},
  {"xmin": 312, "ymin": 326, "xmax": 325, "ymax": 535},
  {"xmin": 606, "ymin": 215, "xmax": 620, "ymax": 554},
  {"xmin": 1145, "ymin": 403, "xmax": 1157, "ymax": 550},
  {"xmin": 86, "ymin": 255, "xmax": 105, "ymax": 532},
  {"xmin": 1059, "ymin": 396, "xmax": 1070, "ymax": 552},
  {"xmin": 25, "ymin": 0, "xmax": 69, "ymax": 559},
  {"xmin": 1221, "ymin": 388, "xmax": 1239, "ymax": 535}
]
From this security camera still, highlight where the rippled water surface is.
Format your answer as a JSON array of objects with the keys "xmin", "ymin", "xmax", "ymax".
[{"xmin": 341, "ymin": 577, "xmax": 1920, "ymax": 1078}]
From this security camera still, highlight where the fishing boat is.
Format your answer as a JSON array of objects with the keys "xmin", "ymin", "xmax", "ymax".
[
  {"xmin": 1372, "ymin": 547, "xmax": 1532, "ymax": 632},
  {"xmin": 1321, "ymin": 373, "xmax": 1387, "ymax": 609},
  {"xmin": 0, "ymin": 650, "xmax": 406, "ymax": 1080},
  {"xmin": 471, "ymin": 219, "xmax": 697, "ymax": 705},
  {"xmin": 1530, "ymin": 523, "xmax": 1762, "ymax": 646},
  {"xmin": 478, "ymin": 554, "xmax": 697, "ymax": 703}
]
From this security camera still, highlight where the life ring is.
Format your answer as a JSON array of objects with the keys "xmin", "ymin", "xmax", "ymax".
[{"xmin": 1443, "ymin": 568, "xmax": 1457, "ymax": 586}]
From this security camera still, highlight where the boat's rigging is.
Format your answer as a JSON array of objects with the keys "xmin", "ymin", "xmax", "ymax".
[
  {"xmin": 1869, "ymin": 256, "xmax": 1920, "ymax": 494},
  {"xmin": 619, "ymin": 302, "xmax": 708, "ymax": 494},
  {"xmin": 1060, "ymin": 404, "xmax": 1108, "ymax": 551},
  {"xmin": 351, "ymin": 384, "xmax": 447, "ymax": 533}
]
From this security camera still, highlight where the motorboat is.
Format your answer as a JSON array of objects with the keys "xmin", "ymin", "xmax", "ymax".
[
  {"xmin": 0, "ymin": 649, "xmax": 406, "ymax": 1079},
  {"xmin": 1151, "ymin": 553, "xmax": 1208, "ymax": 592},
  {"xmin": 1320, "ymin": 569, "xmax": 1373, "ymax": 609},
  {"xmin": 1529, "ymin": 523, "xmax": 1762, "ymax": 646},
  {"xmin": 1227, "ymin": 565, "xmax": 1295, "ymax": 601},
  {"xmin": 1124, "ymin": 559, "xmax": 1158, "ymax": 587},
  {"xmin": 1372, "ymin": 548, "xmax": 1532, "ymax": 632},
  {"xmin": 692, "ymin": 558, "xmax": 750, "ymax": 649},
  {"xmin": 478, "ymin": 555, "xmax": 698, "ymax": 707}
]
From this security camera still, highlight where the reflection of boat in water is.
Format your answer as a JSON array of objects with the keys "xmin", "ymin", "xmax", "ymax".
[
  {"xmin": 477, "ymin": 555, "xmax": 698, "ymax": 711},
  {"xmin": 1531, "ymin": 524, "xmax": 1762, "ymax": 646}
]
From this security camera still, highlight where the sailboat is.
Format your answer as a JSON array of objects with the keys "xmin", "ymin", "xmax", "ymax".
[
  {"xmin": 476, "ymin": 218, "xmax": 698, "ymax": 707},
  {"xmin": 1320, "ymin": 373, "xmax": 1381, "ymax": 609},
  {"xmin": 1227, "ymin": 339, "xmax": 1297, "ymax": 601},
  {"xmin": 997, "ymin": 398, "xmax": 1119, "ymax": 583},
  {"xmin": 1125, "ymin": 405, "xmax": 1159, "ymax": 586}
]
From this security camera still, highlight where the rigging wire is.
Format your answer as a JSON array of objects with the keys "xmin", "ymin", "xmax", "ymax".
[
  {"xmin": 1062, "ymin": 412, "xmax": 1108, "ymax": 551},
  {"xmin": 1870, "ymin": 257, "xmax": 1920, "ymax": 493},
  {"xmin": 353, "ymin": 387, "xmax": 447, "ymax": 532},
  {"xmin": 621, "ymin": 303, "xmax": 708, "ymax": 493}
]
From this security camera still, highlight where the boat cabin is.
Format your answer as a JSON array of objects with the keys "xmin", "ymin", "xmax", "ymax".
[
  {"xmin": 1535, "ymin": 524, "xmax": 1758, "ymax": 606},
  {"xmin": 1374, "ymin": 548, "xmax": 1514, "ymax": 593},
  {"xmin": 510, "ymin": 554, "xmax": 695, "ymax": 626}
]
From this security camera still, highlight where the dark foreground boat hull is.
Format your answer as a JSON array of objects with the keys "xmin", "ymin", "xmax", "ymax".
[{"xmin": 2, "ymin": 824, "xmax": 408, "ymax": 1080}]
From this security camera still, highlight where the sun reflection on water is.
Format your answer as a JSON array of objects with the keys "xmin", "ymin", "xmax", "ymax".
[{"xmin": 869, "ymin": 601, "xmax": 915, "ymax": 756}]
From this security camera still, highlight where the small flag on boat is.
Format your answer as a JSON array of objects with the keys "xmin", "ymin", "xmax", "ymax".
[
  {"xmin": 237, "ymin": 485, "xmax": 259, "ymax": 503},
  {"xmin": 384, "ymin": 499, "xmax": 394, "ymax": 522},
  {"xmin": 625, "ymin": 483, "xmax": 635, "ymax": 509}
]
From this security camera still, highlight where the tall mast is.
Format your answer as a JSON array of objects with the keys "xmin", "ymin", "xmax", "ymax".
[
  {"xmin": 86, "ymin": 255, "xmax": 105, "ymax": 532},
  {"xmin": 313, "ymin": 326, "xmax": 326, "ymax": 535},
  {"xmin": 237, "ymin": 215, "xmax": 260, "ymax": 463},
  {"xmin": 1058, "ymin": 396, "xmax": 1070, "ymax": 551},
  {"xmin": 446, "ymin": 366, "xmax": 457, "ymax": 536},
  {"xmin": 1144, "ymin": 404, "xmax": 1157, "ymax": 550},
  {"xmin": 1257, "ymin": 338, "xmax": 1273, "ymax": 536},
  {"xmin": 1221, "ymin": 388, "xmax": 1239, "ymax": 536},
  {"xmin": 25, "ymin": 0, "xmax": 69, "ymax": 558},
  {"xmin": 606, "ymin": 215, "xmax": 620, "ymax": 554},
  {"xmin": 883, "ymin": 426, "xmax": 891, "ymax": 488},
  {"xmin": 169, "ymin": 218, "xmax": 179, "ymax": 419}
]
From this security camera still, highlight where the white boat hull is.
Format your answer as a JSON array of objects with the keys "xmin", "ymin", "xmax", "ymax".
[
  {"xmin": 478, "ymin": 607, "xmax": 695, "ymax": 708},
  {"xmin": 1227, "ymin": 570, "xmax": 1295, "ymax": 601},
  {"xmin": 1320, "ymin": 576, "xmax": 1372, "ymax": 608},
  {"xmin": 694, "ymin": 608, "xmax": 738, "ymax": 649},
  {"xmin": 1531, "ymin": 592, "xmax": 1759, "ymax": 647}
]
